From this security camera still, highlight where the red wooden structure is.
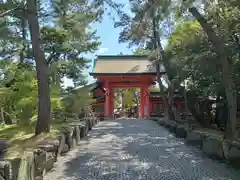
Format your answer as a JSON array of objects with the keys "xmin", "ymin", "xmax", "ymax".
[
  {"xmin": 89, "ymin": 55, "xmax": 185, "ymax": 119},
  {"xmin": 149, "ymin": 92, "xmax": 186, "ymax": 116}
]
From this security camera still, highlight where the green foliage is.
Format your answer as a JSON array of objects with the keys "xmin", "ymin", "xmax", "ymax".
[
  {"xmin": 41, "ymin": 24, "xmax": 99, "ymax": 87},
  {"xmin": 0, "ymin": 0, "xmax": 103, "ymax": 128},
  {"xmin": 0, "ymin": 61, "xmax": 64, "ymax": 124},
  {"xmin": 61, "ymin": 85, "xmax": 95, "ymax": 118},
  {"xmin": 0, "ymin": 61, "xmax": 37, "ymax": 123},
  {"xmin": 123, "ymin": 89, "xmax": 137, "ymax": 107},
  {"xmin": 115, "ymin": 88, "xmax": 139, "ymax": 109},
  {"xmin": 165, "ymin": 10, "xmax": 240, "ymax": 98},
  {"xmin": 115, "ymin": 0, "xmax": 240, "ymax": 100}
]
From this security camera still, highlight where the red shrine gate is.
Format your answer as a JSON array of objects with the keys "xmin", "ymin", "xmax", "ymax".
[{"xmin": 89, "ymin": 55, "xmax": 165, "ymax": 119}]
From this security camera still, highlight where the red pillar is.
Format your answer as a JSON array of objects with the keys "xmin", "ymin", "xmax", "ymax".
[
  {"xmin": 104, "ymin": 81, "xmax": 110, "ymax": 118},
  {"xmin": 140, "ymin": 87, "xmax": 145, "ymax": 118},
  {"xmin": 104, "ymin": 86, "xmax": 109, "ymax": 117},
  {"xmin": 140, "ymin": 85, "xmax": 150, "ymax": 119},
  {"xmin": 144, "ymin": 86, "xmax": 150, "ymax": 117},
  {"xmin": 109, "ymin": 87, "xmax": 114, "ymax": 118},
  {"xmin": 104, "ymin": 81, "xmax": 114, "ymax": 119}
]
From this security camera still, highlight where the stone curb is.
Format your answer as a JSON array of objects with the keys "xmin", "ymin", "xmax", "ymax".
[
  {"xmin": 152, "ymin": 117, "xmax": 240, "ymax": 168},
  {"xmin": 0, "ymin": 117, "xmax": 99, "ymax": 180}
]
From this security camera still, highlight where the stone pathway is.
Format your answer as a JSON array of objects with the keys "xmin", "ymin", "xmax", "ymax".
[{"xmin": 44, "ymin": 120, "xmax": 240, "ymax": 180}]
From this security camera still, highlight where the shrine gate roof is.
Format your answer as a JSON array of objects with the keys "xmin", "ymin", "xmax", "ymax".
[{"xmin": 90, "ymin": 55, "xmax": 165, "ymax": 76}]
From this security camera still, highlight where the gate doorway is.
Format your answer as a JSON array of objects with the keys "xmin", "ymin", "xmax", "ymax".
[{"xmin": 89, "ymin": 55, "xmax": 165, "ymax": 119}]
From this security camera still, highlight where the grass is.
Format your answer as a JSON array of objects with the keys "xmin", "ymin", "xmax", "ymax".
[{"xmin": 0, "ymin": 120, "xmax": 70, "ymax": 160}]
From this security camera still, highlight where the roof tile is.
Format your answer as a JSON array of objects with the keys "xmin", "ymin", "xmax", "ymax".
[{"xmin": 93, "ymin": 56, "xmax": 156, "ymax": 74}]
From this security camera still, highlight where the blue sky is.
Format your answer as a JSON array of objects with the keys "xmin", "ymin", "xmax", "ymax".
[
  {"xmin": 63, "ymin": 1, "xmax": 133, "ymax": 87},
  {"xmin": 63, "ymin": 1, "xmax": 168, "ymax": 88}
]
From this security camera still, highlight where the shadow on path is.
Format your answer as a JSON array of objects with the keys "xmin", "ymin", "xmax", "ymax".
[{"xmin": 44, "ymin": 120, "xmax": 240, "ymax": 180}]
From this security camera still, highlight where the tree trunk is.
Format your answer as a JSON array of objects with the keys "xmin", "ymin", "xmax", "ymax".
[
  {"xmin": 0, "ymin": 108, "xmax": 4, "ymax": 125},
  {"xmin": 19, "ymin": 18, "xmax": 27, "ymax": 63},
  {"xmin": 187, "ymin": 104, "xmax": 204, "ymax": 126},
  {"xmin": 151, "ymin": 7, "xmax": 175, "ymax": 121},
  {"xmin": 189, "ymin": 7, "xmax": 237, "ymax": 137},
  {"xmin": 27, "ymin": 0, "xmax": 51, "ymax": 135},
  {"xmin": 205, "ymin": 101, "xmax": 214, "ymax": 125}
]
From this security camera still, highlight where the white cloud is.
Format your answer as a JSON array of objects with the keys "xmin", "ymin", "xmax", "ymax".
[{"xmin": 96, "ymin": 47, "xmax": 108, "ymax": 54}]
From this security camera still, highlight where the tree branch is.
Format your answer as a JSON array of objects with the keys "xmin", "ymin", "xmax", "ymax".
[
  {"xmin": 46, "ymin": 52, "xmax": 56, "ymax": 65},
  {"xmin": 188, "ymin": 7, "xmax": 225, "ymax": 55},
  {"xmin": 0, "ymin": 7, "xmax": 18, "ymax": 17}
]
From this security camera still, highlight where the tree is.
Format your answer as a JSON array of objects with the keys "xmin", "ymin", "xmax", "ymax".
[
  {"xmin": 0, "ymin": 61, "xmax": 37, "ymax": 124},
  {"xmin": 115, "ymin": 0, "xmax": 240, "ymax": 137},
  {"xmin": 114, "ymin": 88, "xmax": 140, "ymax": 113},
  {"xmin": 165, "ymin": 20, "xmax": 221, "ymax": 127},
  {"xmin": 115, "ymin": 0, "xmax": 176, "ymax": 120},
  {"xmin": 26, "ymin": 0, "xmax": 51, "ymax": 134},
  {"xmin": 62, "ymin": 86, "xmax": 94, "ymax": 119},
  {"xmin": 165, "ymin": 1, "xmax": 240, "ymax": 135},
  {"xmin": 187, "ymin": 4, "xmax": 237, "ymax": 138},
  {"xmin": 175, "ymin": 0, "xmax": 240, "ymax": 137},
  {"xmin": 0, "ymin": 0, "xmax": 103, "ymax": 135}
]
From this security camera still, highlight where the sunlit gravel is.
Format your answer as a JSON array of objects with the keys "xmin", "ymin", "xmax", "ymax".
[{"xmin": 44, "ymin": 119, "xmax": 240, "ymax": 180}]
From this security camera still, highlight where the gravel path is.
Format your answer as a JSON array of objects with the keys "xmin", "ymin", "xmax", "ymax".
[{"xmin": 44, "ymin": 119, "xmax": 240, "ymax": 180}]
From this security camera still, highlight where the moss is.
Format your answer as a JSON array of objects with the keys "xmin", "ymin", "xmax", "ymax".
[{"xmin": 0, "ymin": 120, "xmax": 74, "ymax": 160}]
